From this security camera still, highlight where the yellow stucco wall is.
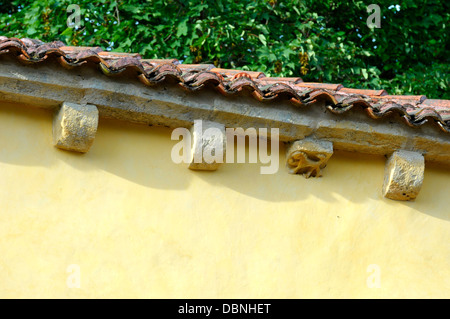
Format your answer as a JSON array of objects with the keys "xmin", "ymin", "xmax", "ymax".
[{"xmin": 0, "ymin": 101, "xmax": 449, "ymax": 298}]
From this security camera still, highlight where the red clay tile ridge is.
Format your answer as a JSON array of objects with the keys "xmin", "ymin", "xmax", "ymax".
[{"xmin": 0, "ymin": 37, "xmax": 449, "ymax": 133}]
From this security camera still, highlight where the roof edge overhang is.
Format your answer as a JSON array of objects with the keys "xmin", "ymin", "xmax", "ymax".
[{"xmin": 0, "ymin": 56, "xmax": 448, "ymax": 167}]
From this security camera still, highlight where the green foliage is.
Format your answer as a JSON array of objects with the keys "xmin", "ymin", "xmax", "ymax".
[{"xmin": 1, "ymin": 0, "xmax": 448, "ymax": 98}]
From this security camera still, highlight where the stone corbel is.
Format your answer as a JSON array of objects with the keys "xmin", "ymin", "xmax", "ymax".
[
  {"xmin": 286, "ymin": 138, "xmax": 334, "ymax": 178},
  {"xmin": 52, "ymin": 102, "xmax": 99, "ymax": 153},
  {"xmin": 188, "ymin": 120, "xmax": 226, "ymax": 171},
  {"xmin": 382, "ymin": 150, "xmax": 424, "ymax": 201}
]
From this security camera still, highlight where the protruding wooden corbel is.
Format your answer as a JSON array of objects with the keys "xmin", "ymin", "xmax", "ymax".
[
  {"xmin": 382, "ymin": 150, "xmax": 424, "ymax": 201},
  {"xmin": 52, "ymin": 102, "xmax": 99, "ymax": 153},
  {"xmin": 286, "ymin": 138, "xmax": 333, "ymax": 178}
]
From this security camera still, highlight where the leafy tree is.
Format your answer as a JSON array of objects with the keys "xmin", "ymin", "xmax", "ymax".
[{"xmin": 0, "ymin": 0, "xmax": 448, "ymax": 99}]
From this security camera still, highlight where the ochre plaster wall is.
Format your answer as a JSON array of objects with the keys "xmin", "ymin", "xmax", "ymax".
[{"xmin": 0, "ymin": 102, "xmax": 449, "ymax": 298}]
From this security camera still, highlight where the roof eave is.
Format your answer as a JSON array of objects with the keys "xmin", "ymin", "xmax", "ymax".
[{"xmin": 0, "ymin": 57, "xmax": 449, "ymax": 167}]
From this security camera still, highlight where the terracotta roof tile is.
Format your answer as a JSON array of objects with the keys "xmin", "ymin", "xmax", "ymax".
[
  {"xmin": 295, "ymin": 82, "xmax": 344, "ymax": 91},
  {"xmin": 257, "ymin": 77, "xmax": 303, "ymax": 85},
  {"xmin": 420, "ymin": 99, "xmax": 450, "ymax": 107},
  {"xmin": 176, "ymin": 64, "xmax": 215, "ymax": 72},
  {"xmin": 373, "ymin": 94, "xmax": 427, "ymax": 103},
  {"xmin": 258, "ymin": 76, "xmax": 303, "ymax": 83},
  {"xmin": 0, "ymin": 37, "xmax": 448, "ymax": 133},
  {"xmin": 339, "ymin": 88, "xmax": 388, "ymax": 96},
  {"xmin": 59, "ymin": 46, "xmax": 103, "ymax": 54},
  {"xmin": 97, "ymin": 51, "xmax": 142, "ymax": 59},
  {"xmin": 141, "ymin": 58, "xmax": 179, "ymax": 66},
  {"xmin": 209, "ymin": 68, "xmax": 266, "ymax": 80}
]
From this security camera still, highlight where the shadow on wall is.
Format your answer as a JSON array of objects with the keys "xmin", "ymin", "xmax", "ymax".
[{"xmin": 0, "ymin": 101, "xmax": 449, "ymax": 221}]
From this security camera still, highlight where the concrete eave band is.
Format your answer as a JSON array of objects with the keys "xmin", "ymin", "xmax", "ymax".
[{"xmin": 0, "ymin": 58, "xmax": 449, "ymax": 168}]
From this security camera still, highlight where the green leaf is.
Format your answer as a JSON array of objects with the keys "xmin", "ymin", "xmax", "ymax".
[
  {"xmin": 60, "ymin": 28, "xmax": 73, "ymax": 36},
  {"xmin": 258, "ymin": 34, "xmax": 267, "ymax": 46},
  {"xmin": 176, "ymin": 19, "xmax": 188, "ymax": 37},
  {"xmin": 26, "ymin": 27, "xmax": 36, "ymax": 35},
  {"xmin": 361, "ymin": 68, "xmax": 368, "ymax": 80}
]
